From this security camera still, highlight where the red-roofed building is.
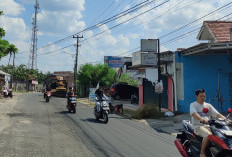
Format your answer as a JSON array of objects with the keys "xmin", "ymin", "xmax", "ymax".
[{"xmin": 197, "ymin": 21, "xmax": 232, "ymax": 43}]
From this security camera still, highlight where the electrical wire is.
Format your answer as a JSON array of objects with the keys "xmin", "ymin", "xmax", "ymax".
[
  {"xmin": 37, "ymin": 0, "xmax": 156, "ymax": 50},
  {"xmin": 159, "ymin": 1, "xmax": 232, "ymax": 39}
]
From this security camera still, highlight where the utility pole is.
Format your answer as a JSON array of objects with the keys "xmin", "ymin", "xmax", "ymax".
[
  {"xmin": 73, "ymin": 35, "xmax": 83, "ymax": 94},
  {"xmin": 157, "ymin": 39, "xmax": 161, "ymax": 112}
]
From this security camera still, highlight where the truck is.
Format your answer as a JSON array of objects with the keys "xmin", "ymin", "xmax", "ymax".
[
  {"xmin": 44, "ymin": 75, "xmax": 67, "ymax": 97},
  {"xmin": 50, "ymin": 76, "xmax": 67, "ymax": 97}
]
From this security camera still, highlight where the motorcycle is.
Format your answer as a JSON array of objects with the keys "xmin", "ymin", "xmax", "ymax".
[
  {"xmin": 67, "ymin": 94, "xmax": 76, "ymax": 113},
  {"xmin": 174, "ymin": 108, "xmax": 232, "ymax": 157},
  {"xmin": 94, "ymin": 96, "xmax": 109, "ymax": 123},
  {"xmin": 45, "ymin": 91, "xmax": 51, "ymax": 102},
  {"xmin": 131, "ymin": 95, "xmax": 138, "ymax": 104}
]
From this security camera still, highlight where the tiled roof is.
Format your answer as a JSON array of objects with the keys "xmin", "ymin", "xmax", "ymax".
[{"xmin": 204, "ymin": 21, "xmax": 232, "ymax": 42}]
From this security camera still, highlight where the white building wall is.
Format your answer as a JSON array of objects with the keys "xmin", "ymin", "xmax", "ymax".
[{"xmin": 145, "ymin": 68, "xmax": 158, "ymax": 83}]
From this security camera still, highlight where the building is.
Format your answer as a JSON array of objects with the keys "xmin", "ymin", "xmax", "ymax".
[
  {"xmin": 163, "ymin": 21, "xmax": 232, "ymax": 112},
  {"xmin": 0, "ymin": 70, "xmax": 11, "ymax": 96}
]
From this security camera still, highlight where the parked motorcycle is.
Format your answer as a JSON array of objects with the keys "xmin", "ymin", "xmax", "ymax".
[
  {"xmin": 45, "ymin": 91, "xmax": 51, "ymax": 102},
  {"xmin": 130, "ymin": 94, "xmax": 138, "ymax": 104},
  {"xmin": 94, "ymin": 96, "xmax": 109, "ymax": 123},
  {"xmin": 174, "ymin": 108, "xmax": 232, "ymax": 157},
  {"xmin": 67, "ymin": 94, "xmax": 76, "ymax": 113}
]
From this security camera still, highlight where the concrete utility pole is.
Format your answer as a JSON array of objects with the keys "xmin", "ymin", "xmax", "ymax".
[
  {"xmin": 28, "ymin": 0, "xmax": 39, "ymax": 69},
  {"xmin": 157, "ymin": 39, "xmax": 161, "ymax": 112},
  {"xmin": 73, "ymin": 35, "xmax": 83, "ymax": 94}
]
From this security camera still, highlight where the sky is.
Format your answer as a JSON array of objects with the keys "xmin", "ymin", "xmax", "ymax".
[{"xmin": 0, "ymin": 0, "xmax": 232, "ymax": 73}]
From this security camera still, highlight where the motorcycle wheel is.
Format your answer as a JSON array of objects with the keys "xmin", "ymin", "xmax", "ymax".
[
  {"xmin": 103, "ymin": 113, "xmax": 108, "ymax": 124},
  {"xmin": 73, "ymin": 105, "xmax": 76, "ymax": 114},
  {"xmin": 46, "ymin": 97, "xmax": 49, "ymax": 102}
]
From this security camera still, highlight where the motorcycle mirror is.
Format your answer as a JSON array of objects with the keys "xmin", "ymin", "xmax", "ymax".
[
  {"xmin": 228, "ymin": 108, "xmax": 232, "ymax": 113},
  {"xmin": 202, "ymin": 108, "xmax": 209, "ymax": 114}
]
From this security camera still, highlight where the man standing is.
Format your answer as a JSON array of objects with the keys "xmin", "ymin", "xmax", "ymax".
[{"xmin": 190, "ymin": 89, "xmax": 226, "ymax": 157}]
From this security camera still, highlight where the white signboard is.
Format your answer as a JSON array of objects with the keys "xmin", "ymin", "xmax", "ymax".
[
  {"xmin": 132, "ymin": 52, "xmax": 141, "ymax": 66},
  {"xmin": 141, "ymin": 53, "xmax": 157, "ymax": 66},
  {"xmin": 141, "ymin": 39, "xmax": 158, "ymax": 52},
  {"xmin": 155, "ymin": 80, "xmax": 163, "ymax": 94},
  {"xmin": 132, "ymin": 52, "xmax": 157, "ymax": 66}
]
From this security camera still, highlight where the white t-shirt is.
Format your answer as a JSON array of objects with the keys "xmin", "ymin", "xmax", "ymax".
[{"xmin": 190, "ymin": 101, "xmax": 219, "ymax": 129}]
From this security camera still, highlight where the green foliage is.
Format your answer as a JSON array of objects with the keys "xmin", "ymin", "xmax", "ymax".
[
  {"xmin": 0, "ymin": 39, "xmax": 9, "ymax": 59},
  {"xmin": 132, "ymin": 104, "xmax": 162, "ymax": 119},
  {"xmin": 117, "ymin": 73, "xmax": 138, "ymax": 87},
  {"xmin": 77, "ymin": 63, "xmax": 115, "ymax": 87},
  {"xmin": 0, "ymin": 11, "xmax": 18, "ymax": 60},
  {"xmin": 0, "ymin": 64, "xmax": 47, "ymax": 84},
  {"xmin": 0, "ymin": 28, "xmax": 6, "ymax": 38}
]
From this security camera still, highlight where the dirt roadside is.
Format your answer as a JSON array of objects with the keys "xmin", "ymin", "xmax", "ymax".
[{"xmin": 0, "ymin": 93, "xmax": 22, "ymax": 132}]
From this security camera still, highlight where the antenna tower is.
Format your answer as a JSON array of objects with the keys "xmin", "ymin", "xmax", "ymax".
[{"xmin": 29, "ymin": 0, "xmax": 39, "ymax": 69}]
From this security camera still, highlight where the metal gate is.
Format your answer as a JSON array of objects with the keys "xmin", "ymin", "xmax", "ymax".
[{"xmin": 143, "ymin": 74, "xmax": 168, "ymax": 109}]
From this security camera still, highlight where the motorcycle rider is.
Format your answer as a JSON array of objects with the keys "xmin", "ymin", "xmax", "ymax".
[
  {"xmin": 44, "ymin": 85, "xmax": 51, "ymax": 98},
  {"xmin": 67, "ymin": 87, "xmax": 74, "ymax": 109},
  {"xmin": 95, "ymin": 88, "xmax": 109, "ymax": 112},
  {"xmin": 190, "ymin": 89, "xmax": 227, "ymax": 157},
  {"xmin": 131, "ymin": 92, "xmax": 138, "ymax": 104}
]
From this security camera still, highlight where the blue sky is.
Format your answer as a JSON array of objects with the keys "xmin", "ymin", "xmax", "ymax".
[{"xmin": 0, "ymin": 0, "xmax": 232, "ymax": 73}]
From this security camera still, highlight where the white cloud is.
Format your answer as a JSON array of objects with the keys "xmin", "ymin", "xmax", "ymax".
[
  {"xmin": 0, "ymin": 16, "xmax": 29, "ymax": 41},
  {"xmin": 37, "ymin": 0, "xmax": 85, "ymax": 36},
  {"xmin": 117, "ymin": 34, "xmax": 130, "ymax": 47},
  {"xmin": 0, "ymin": 0, "xmax": 25, "ymax": 16}
]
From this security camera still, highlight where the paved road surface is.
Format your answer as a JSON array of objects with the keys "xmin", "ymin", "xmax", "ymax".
[{"xmin": 0, "ymin": 93, "xmax": 180, "ymax": 157}]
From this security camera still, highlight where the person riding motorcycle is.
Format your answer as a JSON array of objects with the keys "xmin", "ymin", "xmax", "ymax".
[
  {"xmin": 67, "ymin": 87, "xmax": 74, "ymax": 109},
  {"xmin": 44, "ymin": 85, "xmax": 51, "ymax": 98},
  {"xmin": 190, "ymin": 89, "xmax": 228, "ymax": 157},
  {"xmin": 95, "ymin": 88, "xmax": 109, "ymax": 112}
]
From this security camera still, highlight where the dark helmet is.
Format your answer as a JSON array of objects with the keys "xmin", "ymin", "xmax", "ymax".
[{"xmin": 95, "ymin": 89, "xmax": 103, "ymax": 96}]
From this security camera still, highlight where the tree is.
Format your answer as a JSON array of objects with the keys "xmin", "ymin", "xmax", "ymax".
[
  {"xmin": 0, "ymin": 64, "xmax": 47, "ymax": 84},
  {"xmin": 117, "ymin": 73, "xmax": 138, "ymax": 87},
  {"xmin": 7, "ymin": 44, "xmax": 18, "ymax": 65},
  {"xmin": 0, "ymin": 11, "xmax": 18, "ymax": 61},
  {"xmin": 77, "ymin": 63, "xmax": 115, "ymax": 87}
]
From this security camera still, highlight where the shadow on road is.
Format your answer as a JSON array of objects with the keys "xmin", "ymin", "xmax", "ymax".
[
  {"xmin": 81, "ymin": 118, "xmax": 105, "ymax": 124},
  {"xmin": 57, "ymin": 111, "xmax": 75, "ymax": 114}
]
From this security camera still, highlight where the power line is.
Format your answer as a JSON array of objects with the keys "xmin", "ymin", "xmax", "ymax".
[
  {"xmin": 159, "ymin": 1, "xmax": 232, "ymax": 39},
  {"xmin": 36, "ymin": 0, "xmax": 156, "ymax": 50},
  {"xmin": 36, "ymin": 1, "xmax": 232, "ymax": 62},
  {"xmin": 81, "ymin": 0, "xmax": 170, "ymax": 43},
  {"xmin": 37, "ymin": 0, "xmax": 167, "ymax": 57},
  {"xmin": 161, "ymin": 12, "xmax": 232, "ymax": 46}
]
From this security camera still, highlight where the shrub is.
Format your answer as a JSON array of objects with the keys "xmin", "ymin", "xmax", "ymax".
[{"xmin": 132, "ymin": 104, "xmax": 162, "ymax": 119}]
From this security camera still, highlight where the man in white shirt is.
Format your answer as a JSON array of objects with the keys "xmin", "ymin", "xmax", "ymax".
[{"xmin": 190, "ymin": 89, "xmax": 226, "ymax": 157}]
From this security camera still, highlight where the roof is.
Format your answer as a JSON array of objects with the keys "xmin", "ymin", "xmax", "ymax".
[
  {"xmin": 197, "ymin": 21, "xmax": 232, "ymax": 43},
  {"xmin": 180, "ymin": 41, "xmax": 232, "ymax": 56},
  {"xmin": 0, "ymin": 70, "xmax": 10, "ymax": 76}
]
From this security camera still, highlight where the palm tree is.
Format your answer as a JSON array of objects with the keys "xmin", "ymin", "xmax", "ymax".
[
  {"xmin": 7, "ymin": 44, "xmax": 17, "ymax": 65},
  {"xmin": 7, "ymin": 44, "xmax": 18, "ymax": 89}
]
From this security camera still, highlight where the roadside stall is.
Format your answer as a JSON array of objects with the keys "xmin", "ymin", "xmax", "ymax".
[{"xmin": 0, "ymin": 70, "xmax": 11, "ymax": 97}]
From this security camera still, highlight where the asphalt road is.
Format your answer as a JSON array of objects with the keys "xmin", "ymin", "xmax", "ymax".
[{"xmin": 0, "ymin": 93, "xmax": 181, "ymax": 157}]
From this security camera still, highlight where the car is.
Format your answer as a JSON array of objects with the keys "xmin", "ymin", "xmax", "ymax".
[{"xmin": 110, "ymin": 83, "xmax": 138, "ymax": 100}]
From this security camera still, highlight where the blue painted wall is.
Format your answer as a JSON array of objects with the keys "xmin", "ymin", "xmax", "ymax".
[{"xmin": 176, "ymin": 52, "xmax": 232, "ymax": 113}]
